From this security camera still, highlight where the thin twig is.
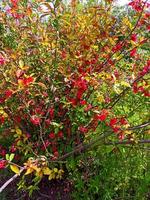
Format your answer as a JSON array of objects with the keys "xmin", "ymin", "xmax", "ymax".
[
  {"xmin": 57, "ymin": 131, "xmax": 113, "ymax": 161},
  {"xmin": 0, "ymin": 167, "xmax": 25, "ymax": 193},
  {"xmin": 56, "ymin": 121, "xmax": 150, "ymax": 160},
  {"xmin": 39, "ymin": 124, "xmax": 53, "ymax": 158},
  {"xmin": 127, "ymin": 121, "xmax": 150, "ymax": 130},
  {"xmin": 105, "ymin": 139, "xmax": 150, "ymax": 146},
  {"xmin": 121, "ymin": 145, "xmax": 150, "ymax": 151},
  {"xmin": 37, "ymin": 191, "xmax": 51, "ymax": 199}
]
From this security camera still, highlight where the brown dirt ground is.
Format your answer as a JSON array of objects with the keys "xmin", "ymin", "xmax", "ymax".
[{"xmin": 0, "ymin": 171, "xmax": 73, "ymax": 200}]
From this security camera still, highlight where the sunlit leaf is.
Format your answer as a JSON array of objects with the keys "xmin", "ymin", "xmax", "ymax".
[
  {"xmin": 9, "ymin": 154, "xmax": 15, "ymax": 162},
  {"xmin": 25, "ymin": 167, "xmax": 34, "ymax": 175},
  {"xmin": 19, "ymin": 60, "xmax": 24, "ymax": 69},
  {"xmin": 43, "ymin": 167, "xmax": 52, "ymax": 175},
  {"xmin": 15, "ymin": 128, "xmax": 22, "ymax": 135},
  {"xmin": 10, "ymin": 165, "xmax": 20, "ymax": 174}
]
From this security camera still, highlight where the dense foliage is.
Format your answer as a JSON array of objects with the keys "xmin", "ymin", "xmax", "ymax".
[{"xmin": 0, "ymin": 0, "xmax": 149, "ymax": 198}]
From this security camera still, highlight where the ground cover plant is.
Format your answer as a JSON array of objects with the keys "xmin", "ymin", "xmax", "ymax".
[{"xmin": 0, "ymin": 0, "xmax": 150, "ymax": 199}]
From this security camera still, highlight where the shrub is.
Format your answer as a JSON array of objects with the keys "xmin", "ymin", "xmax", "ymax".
[{"xmin": 0, "ymin": 0, "xmax": 149, "ymax": 196}]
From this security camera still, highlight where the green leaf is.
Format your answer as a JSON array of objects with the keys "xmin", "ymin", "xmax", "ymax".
[
  {"xmin": 6, "ymin": 154, "xmax": 10, "ymax": 161},
  {"xmin": 9, "ymin": 153, "xmax": 15, "ymax": 162}
]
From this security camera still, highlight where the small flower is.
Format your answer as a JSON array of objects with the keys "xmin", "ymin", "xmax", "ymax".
[
  {"xmin": 53, "ymin": 151, "xmax": 59, "ymax": 158},
  {"xmin": 45, "ymin": 119, "xmax": 51, "ymax": 126},
  {"xmin": 14, "ymin": 116, "xmax": 21, "ymax": 123},
  {"xmin": 0, "ymin": 149, "xmax": 6, "ymax": 157},
  {"xmin": 139, "ymin": 64, "xmax": 150, "ymax": 76},
  {"xmin": 80, "ymin": 99, "xmax": 87, "ymax": 105},
  {"xmin": 128, "ymin": 1, "xmax": 142, "ymax": 12},
  {"xmin": 120, "ymin": 118, "xmax": 127, "ymax": 125},
  {"xmin": 77, "ymin": 89, "xmax": 84, "ymax": 99},
  {"xmin": 130, "ymin": 48, "xmax": 136, "ymax": 57},
  {"xmin": 96, "ymin": 110, "xmax": 108, "ymax": 121},
  {"xmin": 112, "ymin": 126, "xmax": 120, "ymax": 133},
  {"xmin": 69, "ymin": 98, "xmax": 77, "ymax": 106},
  {"xmin": 5, "ymin": 89, "xmax": 13, "ymax": 99},
  {"xmin": 74, "ymin": 77, "xmax": 88, "ymax": 91},
  {"xmin": 0, "ymin": 57, "xmax": 5, "ymax": 65},
  {"xmin": 96, "ymin": 114, "xmax": 107, "ymax": 121},
  {"xmin": 79, "ymin": 126, "xmax": 88, "ymax": 133},
  {"xmin": 18, "ymin": 76, "xmax": 34, "ymax": 87},
  {"xmin": 0, "ymin": 160, "xmax": 7, "ymax": 169},
  {"xmin": 30, "ymin": 115, "xmax": 41, "ymax": 125},
  {"xmin": 144, "ymin": 91, "xmax": 150, "ymax": 97},
  {"xmin": 105, "ymin": 97, "xmax": 111, "ymax": 103},
  {"xmin": 0, "ymin": 116, "xmax": 5, "ymax": 124},
  {"xmin": 16, "ymin": 69, "xmax": 24, "ymax": 79},
  {"xmin": 112, "ymin": 43, "xmax": 122, "ymax": 52},
  {"xmin": 109, "ymin": 118, "xmax": 118, "ymax": 127},
  {"xmin": 11, "ymin": 0, "xmax": 19, "ymax": 6},
  {"xmin": 49, "ymin": 132, "xmax": 55, "ymax": 139},
  {"xmin": 61, "ymin": 50, "xmax": 67, "ymax": 59},
  {"xmin": 118, "ymin": 133, "xmax": 125, "ymax": 140},
  {"xmin": 84, "ymin": 104, "xmax": 92, "ymax": 112},
  {"xmin": 10, "ymin": 145, "xmax": 16, "ymax": 153},
  {"xmin": 48, "ymin": 108, "xmax": 54, "ymax": 119},
  {"xmin": 131, "ymin": 34, "xmax": 137, "ymax": 42},
  {"xmin": 26, "ymin": 133, "xmax": 31, "ymax": 139},
  {"xmin": 23, "ymin": 77, "xmax": 34, "ymax": 86},
  {"xmin": 57, "ymin": 131, "xmax": 63, "ymax": 138},
  {"xmin": 0, "ymin": 98, "xmax": 5, "ymax": 104}
]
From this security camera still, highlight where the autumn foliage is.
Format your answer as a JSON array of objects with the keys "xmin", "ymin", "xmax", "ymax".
[{"xmin": 0, "ymin": 0, "xmax": 149, "ymax": 194}]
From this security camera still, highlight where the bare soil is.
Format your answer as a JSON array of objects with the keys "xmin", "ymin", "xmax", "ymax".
[{"xmin": 0, "ymin": 172, "xmax": 73, "ymax": 200}]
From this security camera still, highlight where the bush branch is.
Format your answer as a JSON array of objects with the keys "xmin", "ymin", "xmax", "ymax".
[
  {"xmin": 57, "ymin": 121, "xmax": 150, "ymax": 160},
  {"xmin": 0, "ymin": 167, "xmax": 25, "ymax": 193},
  {"xmin": 105, "ymin": 139, "xmax": 150, "ymax": 146}
]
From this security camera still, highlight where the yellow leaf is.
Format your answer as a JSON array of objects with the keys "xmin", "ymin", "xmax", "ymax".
[
  {"xmin": 0, "ymin": 108, "xmax": 4, "ymax": 114},
  {"xmin": 10, "ymin": 165, "xmax": 20, "ymax": 174},
  {"xmin": 48, "ymin": 172, "xmax": 55, "ymax": 180},
  {"xmin": 109, "ymin": 38, "xmax": 116, "ymax": 46},
  {"xmin": 19, "ymin": 60, "xmax": 24, "ymax": 69},
  {"xmin": 56, "ymin": 169, "xmax": 64, "ymax": 179},
  {"xmin": 124, "ymin": 130, "xmax": 132, "ymax": 135},
  {"xmin": 19, "ymin": 60, "xmax": 29, "ymax": 70},
  {"xmin": 3, "ymin": 112, "xmax": 8, "ymax": 118},
  {"xmin": 43, "ymin": 167, "xmax": 53, "ymax": 175},
  {"xmin": 11, "ymin": 53, "xmax": 17, "ymax": 60},
  {"xmin": 22, "ymin": 65, "xmax": 29, "ymax": 70},
  {"xmin": 113, "ymin": 83, "xmax": 122, "ymax": 94},
  {"xmin": 53, "ymin": 168, "xmax": 58, "ymax": 173},
  {"xmin": 123, "ymin": 17, "xmax": 132, "ymax": 29},
  {"xmin": 96, "ymin": 94, "xmax": 105, "ymax": 103},
  {"xmin": 0, "ymin": 108, "xmax": 8, "ymax": 117},
  {"xmin": 91, "ymin": 45, "xmax": 98, "ymax": 50},
  {"xmin": 32, "ymin": 165, "xmax": 40, "ymax": 172},
  {"xmin": 25, "ymin": 167, "xmax": 34, "ymax": 175},
  {"xmin": 120, "ymin": 81, "xmax": 131, "ymax": 88},
  {"xmin": 15, "ymin": 128, "xmax": 22, "ymax": 135},
  {"xmin": 48, "ymin": 174, "xmax": 53, "ymax": 180},
  {"xmin": 18, "ymin": 79, "xmax": 24, "ymax": 88},
  {"xmin": 36, "ymin": 170, "xmax": 43, "ymax": 177},
  {"xmin": 58, "ymin": 169, "xmax": 64, "ymax": 174}
]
